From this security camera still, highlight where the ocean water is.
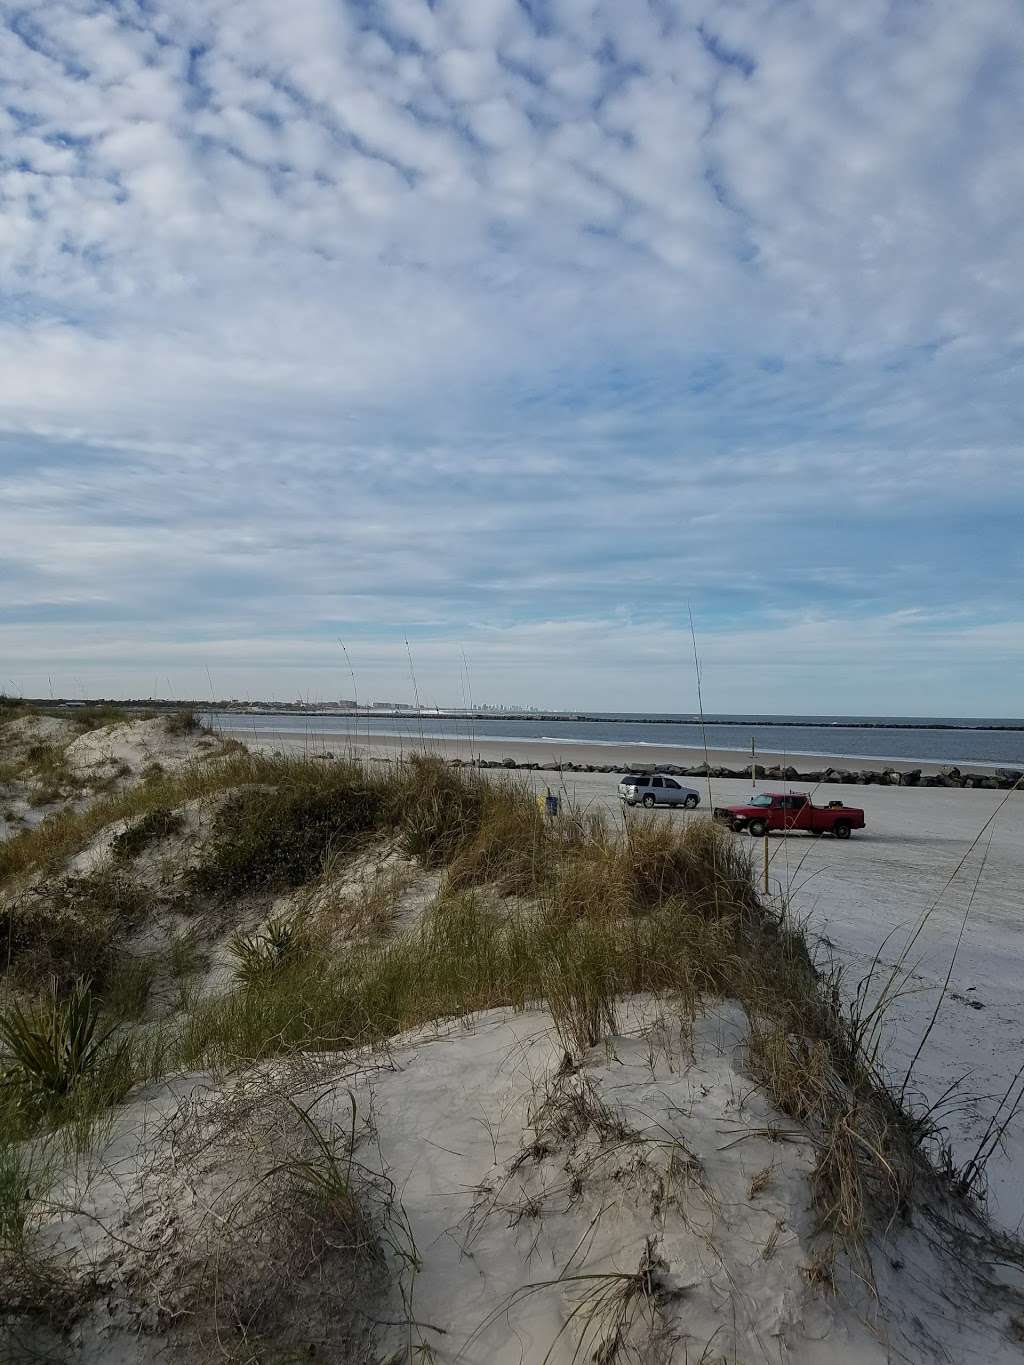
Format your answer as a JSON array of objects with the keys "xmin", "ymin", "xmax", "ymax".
[{"xmin": 208, "ymin": 711, "xmax": 1024, "ymax": 768}]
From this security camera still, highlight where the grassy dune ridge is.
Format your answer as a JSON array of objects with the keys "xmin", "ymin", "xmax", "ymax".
[{"xmin": 1, "ymin": 722, "xmax": 1021, "ymax": 1360}]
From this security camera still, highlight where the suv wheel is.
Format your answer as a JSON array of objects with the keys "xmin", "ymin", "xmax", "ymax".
[
  {"xmin": 641, "ymin": 793, "xmax": 657, "ymax": 809},
  {"xmin": 683, "ymin": 794, "xmax": 699, "ymax": 809}
]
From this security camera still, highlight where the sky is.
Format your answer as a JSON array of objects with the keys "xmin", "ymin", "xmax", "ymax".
[{"xmin": 1, "ymin": 0, "xmax": 1023, "ymax": 715}]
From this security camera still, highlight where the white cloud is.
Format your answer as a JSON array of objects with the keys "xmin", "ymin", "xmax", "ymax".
[{"xmin": 0, "ymin": 0, "xmax": 1022, "ymax": 708}]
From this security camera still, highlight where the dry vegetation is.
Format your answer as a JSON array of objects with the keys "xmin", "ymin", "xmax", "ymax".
[{"xmin": 1, "ymin": 708, "xmax": 1021, "ymax": 1362}]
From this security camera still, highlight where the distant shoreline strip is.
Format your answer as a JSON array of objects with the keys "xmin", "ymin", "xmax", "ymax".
[
  {"xmin": 214, "ymin": 721, "xmax": 1022, "ymax": 770},
  {"xmin": 208, "ymin": 709, "xmax": 1024, "ymax": 733}
]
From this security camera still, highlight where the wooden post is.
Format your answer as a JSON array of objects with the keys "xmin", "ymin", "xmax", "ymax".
[
  {"xmin": 751, "ymin": 737, "xmax": 757, "ymax": 791},
  {"xmin": 763, "ymin": 833, "xmax": 770, "ymax": 895}
]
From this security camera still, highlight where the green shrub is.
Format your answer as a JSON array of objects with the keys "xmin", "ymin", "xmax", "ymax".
[
  {"xmin": 270, "ymin": 1097, "xmax": 362, "ymax": 1227},
  {"xmin": 168, "ymin": 930, "xmax": 208, "ymax": 981},
  {"xmin": 0, "ymin": 869, "xmax": 144, "ymax": 991},
  {"xmin": 190, "ymin": 772, "xmax": 387, "ymax": 897},
  {"xmin": 110, "ymin": 806, "xmax": 185, "ymax": 861}
]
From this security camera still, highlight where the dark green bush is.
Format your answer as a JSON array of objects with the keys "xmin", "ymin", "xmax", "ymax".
[
  {"xmin": 190, "ymin": 774, "xmax": 386, "ymax": 897},
  {"xmin": 0, "ymin": 869, "xmax": 144, "ymax": 990},
  {"xmin": 110, "ymin": 807, "xmax": 185, "ymax": 861}
]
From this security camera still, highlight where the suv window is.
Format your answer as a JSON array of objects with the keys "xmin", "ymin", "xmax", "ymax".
[
  {"xmin": 624, "ymin": 775, "xmax": 649, "ymax": 786},
  {"xmin": 664, "ymin": 778, "xmax": 680, "ymax": 789},
  {"xmin": 652, "ymin": 776, "xmax": 664, "ymax": 788}
]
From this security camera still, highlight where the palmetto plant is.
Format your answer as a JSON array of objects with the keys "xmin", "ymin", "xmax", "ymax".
[
  {"xmin": 228, "ymin": 914, "xmax": 307, "ymax": 988},
  {"xmin": 0, "ymin": 978, "xmax": 121, "ymax": 1107}
]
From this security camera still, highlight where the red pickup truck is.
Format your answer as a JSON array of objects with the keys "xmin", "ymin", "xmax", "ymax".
[{"xmin": 714, "ymin": 792, "xmax": 865, "ymax": 839}]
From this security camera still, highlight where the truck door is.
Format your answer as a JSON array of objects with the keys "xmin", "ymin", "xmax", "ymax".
[{"xmin": 782, "ymin": 795, "xmax": 809, "ymax": 830}]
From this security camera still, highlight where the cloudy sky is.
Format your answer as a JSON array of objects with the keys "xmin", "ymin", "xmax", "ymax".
[{"xmin": 2, "ymin": 0, "xmax": 1022, "ymax": 714}]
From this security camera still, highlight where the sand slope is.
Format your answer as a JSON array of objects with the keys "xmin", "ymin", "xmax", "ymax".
[{"xmin": 19, "ymin": 1001, "xmax": 1024, "ymax": 1364}]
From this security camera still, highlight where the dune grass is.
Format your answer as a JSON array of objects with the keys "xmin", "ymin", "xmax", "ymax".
[
  {"xmin": 0, "ymin": 701, "xmax": 156, "ymax": 815},
  {"xmin": 0, "ymin": 742, "xmax": 1002, "ymax": 1283},
  {"xmin": 0, "ymin": 752, "xmax": 249, "ymax": 887},
  {"xmin": 169, "ymin": 782, "xmax": 953, "ymax": 1272}
]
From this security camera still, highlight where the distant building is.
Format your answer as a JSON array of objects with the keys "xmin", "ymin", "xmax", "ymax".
[{"xmin": 337, "ymin": 700, "xmax": 357, "ymax": 709}]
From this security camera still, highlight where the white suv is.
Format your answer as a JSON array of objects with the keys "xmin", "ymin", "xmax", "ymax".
[{"xmin": 618, "ymin": 774, "xmax": 700, "ymax": 809}]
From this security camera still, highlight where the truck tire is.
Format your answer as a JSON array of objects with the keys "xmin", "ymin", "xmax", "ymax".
[
  {"xmin": 748, "ymin": 818, "xmax": 767, "ymax": 837},
  {"xmin": 833, "ymin": 820, "xmax": 852, "ymax": 839},
  {"xmin": 642, "ymin": 793, "xmax": 656, "ymax": 808},
  {"xmin": 684, "ymin": 794, "xmax": 699, "ymax": 809}
]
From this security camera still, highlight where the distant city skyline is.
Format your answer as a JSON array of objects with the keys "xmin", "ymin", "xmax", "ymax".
[{"xmin": 2, "ymin": 2, "xmax": 1022, "ymax": 713}]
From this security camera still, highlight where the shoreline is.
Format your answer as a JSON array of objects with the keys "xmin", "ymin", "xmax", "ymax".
[
  {"xmin": 210, "ymin": 715, "xmax": 1024, "ymax": 771},
  {"xmin": 204, "ymin": 707, "xmax": 1024, "ymax": 733},
  {"xmin": 240, "ymin": 728, "xmax": 1020, "ymax": 785}
]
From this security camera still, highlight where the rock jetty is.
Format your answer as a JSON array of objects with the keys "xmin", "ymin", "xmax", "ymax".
[{"xmin": 448, "ymin": 757, "xmax": 1023, "ymax": 790}]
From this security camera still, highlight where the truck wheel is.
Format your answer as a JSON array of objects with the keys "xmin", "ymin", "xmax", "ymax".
[
  {"xmin": 642, "ymin": 794, "xmax": 656, "ymax": 808},
  {"xmin": 748, "ymin": 819, "xmax": 767, "ymax": 838},
  {"xmin": 833, "ymin": 820, "xmax": 852, "ymax": 839},
  {"xmin": 684, "ymin": 794, "xmax": 699, "ymax": 809}
]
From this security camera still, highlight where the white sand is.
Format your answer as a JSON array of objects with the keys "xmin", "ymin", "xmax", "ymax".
[
  {"xmin": 230, "ymin": 722, "xmax": 1014, "ymax": 777},
  {"xmin": 63, "ymin": 716, "xmax": 224, "ymax": 778},
  {"xmin": 0, "ymin": 714, "xmax": 226, "ymax": 843},
  {"xmin": 28, "ymin": 1002, "xmax": 1024, "ymax": 1364}
]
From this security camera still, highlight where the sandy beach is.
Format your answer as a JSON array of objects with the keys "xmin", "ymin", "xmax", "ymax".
[{"xmin": 236, "ymin": 724, "xmax": 1001, "ymax": 777}]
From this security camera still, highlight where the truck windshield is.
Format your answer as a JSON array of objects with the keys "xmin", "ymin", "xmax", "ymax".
[{"xmin": 749, "ymin": 794, "xmax": 773, "ymax": 807}]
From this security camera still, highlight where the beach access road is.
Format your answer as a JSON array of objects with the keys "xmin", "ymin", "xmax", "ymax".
[{"xmin": 244, "ymin": 727, "xmax": 1024, "ymax": 1237}]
